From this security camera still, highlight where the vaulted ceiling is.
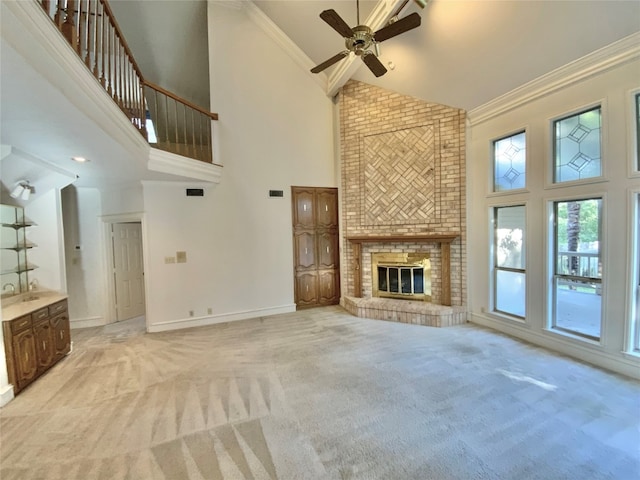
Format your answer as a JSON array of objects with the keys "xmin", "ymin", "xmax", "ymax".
[
  {"xmin": 1, "ymin": 0, "xmax": 638, "ymax": 192},
  {"xmin": 112, "ymin": 0, "xmax": 640, "ymax": 112}
]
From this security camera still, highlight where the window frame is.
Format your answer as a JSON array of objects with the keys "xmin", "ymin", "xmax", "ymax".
[
  {"xmin": 546, "ymin": 194, "xmax": 606, "ymax": 343},
  {"xmin": 626, "ymin": 190, "xmax": 640, "ymax": 355},
  {"xmin": 629, "ymin": 88, "xmax": 640, "ymax": 178}
]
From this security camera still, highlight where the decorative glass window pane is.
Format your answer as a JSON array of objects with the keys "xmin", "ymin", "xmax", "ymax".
[
  {"xmin": 553, "ymin": 107, "xmax": 601, "ymax": 183},
  {"xmin": 493, "ymin": 131, "xmax": 526, "ymax": 191}
]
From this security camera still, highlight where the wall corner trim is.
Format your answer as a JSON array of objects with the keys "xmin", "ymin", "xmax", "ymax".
[
  {"xmin": 468, "ymin": 32, "xmax": 640, "ymax": 126},
  {"xmin": 243, "ymin": 1, "xmax": 327, "ymax": 91}
]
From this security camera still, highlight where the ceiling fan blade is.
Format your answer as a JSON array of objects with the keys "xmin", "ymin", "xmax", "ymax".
[
  {"xmin": 362, "ymin": 52, "xmax": 387, "ymax": 77},
  {"xmin": 320, "ymin": 9, "xmax": 354, "ymax": 38},
  {"xmin": 374, "ymin": 12, "xmax": 421, "ymax": 42},
  {"xmin": 311, "ymin": 51, "xmax": 350, "ymax": 74}
]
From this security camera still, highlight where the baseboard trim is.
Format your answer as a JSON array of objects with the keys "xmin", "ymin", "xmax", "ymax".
[
  {"xmin": 147, "ymin": 304, "xmax": 297, "ymax": 333},
  {"xmin": 70, "ymin": 316, "xmax": 105, "ymax": 329},
  {"xmin": 470, "ymin": 313, "xmax": 640, "ymax": 380},
  {"xmin": 0, "ymin": 384, "xmax": 15, "ymax": 407}
]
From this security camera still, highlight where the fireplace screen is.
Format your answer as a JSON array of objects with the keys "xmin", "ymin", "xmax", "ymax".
[{"xmin": 372, "ymin": 253, "xmax": 431, "ymax": 301}]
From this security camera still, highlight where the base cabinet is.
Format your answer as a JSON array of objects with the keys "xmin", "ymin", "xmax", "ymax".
[
  {"xmin": 3, "ymin": 299, "xmax": 70, "ymax": 395},
  {"xmin": 11, "ymin": 328, "xmax": 37, "ymax": 391}
]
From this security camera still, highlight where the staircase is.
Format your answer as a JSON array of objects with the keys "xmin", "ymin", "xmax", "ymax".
[{"xmin": 37, "ymin": 0, "xmax": 218, "ymax": 164}]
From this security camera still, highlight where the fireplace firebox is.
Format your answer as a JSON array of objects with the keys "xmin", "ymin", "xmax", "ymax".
[{"xmin": 372, "ymin": 253, "xmax": 431, "ymax": 302}]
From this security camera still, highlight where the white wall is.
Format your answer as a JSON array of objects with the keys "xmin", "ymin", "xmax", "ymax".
[
  {"xmin": 100, "ymin": 183, "xmax": 143, "ymax": 216},
  {"xmin": 25, "ymin": 189, "xmax": 65, "ymax": 292},
  {"xmin": 142, "ymin": 3, "xmax": 335, "ymax": 331},
  {"xmin": 467, "ymin": 39, "xmax": 640, "ymax": 378},
  {"xmin": 61, "ymin": 186, "xmax": 106, "ymax": 327}
]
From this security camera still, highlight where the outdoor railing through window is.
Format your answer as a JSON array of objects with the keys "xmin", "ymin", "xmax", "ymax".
[
  {"xmin": 556, "ymin": 251, "xmax": 601, "ymax": 293},
  {"xmin": 37, "ymin": 0, "xmax": 218, "ymax": 163}
]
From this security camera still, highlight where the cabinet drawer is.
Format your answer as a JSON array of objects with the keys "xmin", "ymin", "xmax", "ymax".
[
  {"xmin": 48, "ymin": 300, "xmax": 67, "ymax": 316},
  {"xmin": 10, "ymin": 315, "xmax": 32, "ymax": 334},
  {"xmin": 32, "ymin": 308, "xmax": 49, "ymax": 322}
]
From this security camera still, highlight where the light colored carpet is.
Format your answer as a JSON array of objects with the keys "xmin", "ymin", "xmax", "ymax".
[{"xmin": 1, "ymin": 306, "xmax": 638, "ymax": 479}]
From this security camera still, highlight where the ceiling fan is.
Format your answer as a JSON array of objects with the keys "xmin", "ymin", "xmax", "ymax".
[{"xmin": 310, "ymin": 0, "xmax": 424, "ymax": 78}]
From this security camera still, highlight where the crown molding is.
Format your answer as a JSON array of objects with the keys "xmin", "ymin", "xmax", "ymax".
[
  {"xmin": 468, "ymin": 32, "xmax": 640, "ymax": 126},
  {"xmin": 244, "ymin": 1, "xmax": 327, "ymax": 91}
]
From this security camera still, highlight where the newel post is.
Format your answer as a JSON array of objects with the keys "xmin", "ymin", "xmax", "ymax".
[{"xmin": 61, "ymin": 0, "xmax": 78, "ymax": 50}]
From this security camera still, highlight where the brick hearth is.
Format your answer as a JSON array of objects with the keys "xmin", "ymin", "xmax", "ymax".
[{"xmin": 342, "ymin": 296, "xmax": 467, "ymax": 327}]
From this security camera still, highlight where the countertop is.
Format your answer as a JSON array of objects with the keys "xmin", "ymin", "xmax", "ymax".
[{"xmin": 1, "ymin": 291, "xmax": 68, "ymax": 322}]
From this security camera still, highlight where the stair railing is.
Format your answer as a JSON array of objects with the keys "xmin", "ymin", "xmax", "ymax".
[
  {"xmin": 37, "ymin": 0, "xmax": 219, "ymax": 164},
  {"xmin": 144, "ymin": 81, "xmax": 218, "ymax": 164}
]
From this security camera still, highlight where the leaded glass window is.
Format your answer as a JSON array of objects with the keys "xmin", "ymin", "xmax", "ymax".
[
  {"xmin": 553, "ymin": 107, "xmax": 602, "ymax": 183},
  {"xmin": 493, "ymin": 131, "xmax": 526, "ymax": 192}
]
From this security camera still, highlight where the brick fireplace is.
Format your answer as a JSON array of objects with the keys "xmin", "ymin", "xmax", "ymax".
[{"xmin": 339, "ymin": 81, "xmax": 467, "ymax": 327}]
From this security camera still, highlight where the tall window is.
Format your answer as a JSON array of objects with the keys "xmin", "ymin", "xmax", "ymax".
[
  {"xmin": 553, "ymin": 107, "xmax": 601, "ymax": 183},
  {"xmin": 634, "ymin": 194, "xmax": 640, "ymax": 352},
  {"xmin": 635, "ymin": 93, "xmax": 640, "ymax": 170},
  {"xmin": 493, "ymin": 131, "xmax": 526, "ymax": 191},
  {"xmin": 552, "ymin": 198, "xmax": 602, "ymax": 339},
  {"xmin": 494, "ymin": 205, "xmax": 526, "ymax": 318}
]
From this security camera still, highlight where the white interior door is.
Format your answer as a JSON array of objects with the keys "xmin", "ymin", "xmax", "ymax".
[{"xmin": 112, "ymin": 222, "xmax": 145, "ymax": 321}]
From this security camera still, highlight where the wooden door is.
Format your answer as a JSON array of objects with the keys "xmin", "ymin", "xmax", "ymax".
[
  {"xmin": 12, "ymin": 329, "xmax": 37, "ymax": 389},
  {"xmin": 316, "ymin": 189, "xmax": 338, "ymax": 228},
  {"xmin": 34, "ymin": 320, "xmax": 54, "ymax": 372},
  {"xmin": 292, "ymin": 188, "xmax": 315, "ymax": 228},
  {"xmin": 318, "ymin": 270, "xmax": 339, "ymax": 305},
  {"xmin": 113, "ymin": 222, "xmax": 145, "ymax": 321},
  {"xmin": 51, "ymin": 313, "xmax": 71, "ymax": 359},
  {"xmin": 292, "ymin": 187, "xmax": 340, "ymax": 309},
  {"xmin": 294, "ymin": 231, "xmax": 316, "ymax": 269}
]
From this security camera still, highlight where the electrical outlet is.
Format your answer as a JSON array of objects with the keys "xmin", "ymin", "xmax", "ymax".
[
  {"xmin": 207, "ymin": 307, "xmax": 212, "ymax": 315},
  {"xmin": 165, "ymin": 256, "xmax": 176, "ymax": 264},
  {"xmin": 176, "ymin": 251, "xmax": 187, "ymax": 263},
  {"xmin": 189, "ymin": 310, "xmax": 194, "ymax": 317}
]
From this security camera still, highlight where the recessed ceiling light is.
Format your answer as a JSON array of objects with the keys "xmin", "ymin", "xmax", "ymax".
[{"xmin": 71, "ymin": 156, "xmax": 89, "ymax": 163}]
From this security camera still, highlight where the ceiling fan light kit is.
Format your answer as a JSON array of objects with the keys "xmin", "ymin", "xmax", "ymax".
[{"xmin": 311, "ymin": 0, "xmax": 423, "ymax": 78}]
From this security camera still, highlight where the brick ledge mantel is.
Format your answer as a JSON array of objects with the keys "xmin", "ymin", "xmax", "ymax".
[{"xmin": 347, "ymin": 234, "xmax": 460, "ymax": 306}]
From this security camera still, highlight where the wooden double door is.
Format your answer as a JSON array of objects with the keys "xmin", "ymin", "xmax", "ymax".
[{"xmin": 292, "ymin": 187, "xmax": 340, "ymax": 308}]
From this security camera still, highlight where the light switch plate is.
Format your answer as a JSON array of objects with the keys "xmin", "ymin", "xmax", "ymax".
[{"xmin": 176, "ymin": 251, "xmax": 187, "ymax": 263}]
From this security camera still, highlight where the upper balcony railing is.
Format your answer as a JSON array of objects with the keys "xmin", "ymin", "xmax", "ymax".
[{"xmin": 37, "ymin": 0, "xmax": 218, "ymax": 164}]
